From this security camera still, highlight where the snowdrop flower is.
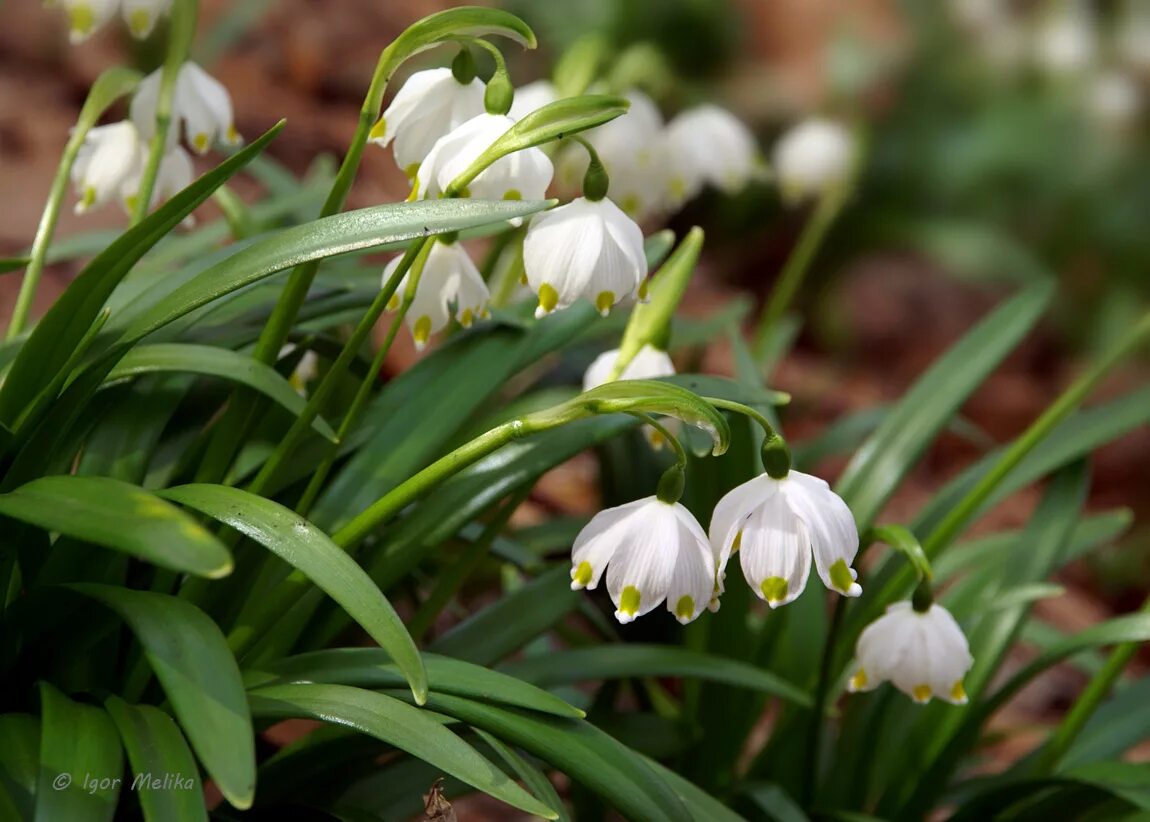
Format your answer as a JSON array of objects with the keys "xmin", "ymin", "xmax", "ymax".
[
  {"xmin": 382, "ymin": 240, "xmax": 489, "ymax": 350},
  {"xmin": 1032, "ymin": 2, "xmax": 1096, "ymax": 76},
  {"xmin": 570, "ymin": 496, "xmax": 718, "ymax": 624},
  {"xmin": 122, "ymin": 0, "xmax": 171, "ymax": 39},
  {"xmin": 370, "ymin": 68, "xmax": 486, "ymax": 177},
  {"xmin": 415, "ymin": 113, "xmax": 553, "ymax": 202},
  {"xmin": 772, "ymin": 118, "xmax": 854, "ymax": 202},
  {"xmin": 667, "ymin": 104, "xmax": 761, "ymax": 202},
  {"xmin": 131, "ymin": 62, "xmax": 241, "ymax": 155},
  {"xmin": 59, "ymin": 0, "xmax": 116, "ymax": 43},
  {"xmin": 71, "ymin": 121, "xmax": 144, "ymax": 214},
  {"xmin": 523, "ymin": 196, "xmax": 646, "ymax": 317},
  {"xmin": 709, "ymin": 470, "xmax": 860, "ymax": 607},
  {"xmin": 508, "ymin": 80, "xmax": 559, "ymax": 121},
  {"xmin": 583, "ymin": 345, "xmax": 676, "ymax": 449},
  {"xmin": 848, "ymin": 601, "xmax": 974, "ymax": 705}
]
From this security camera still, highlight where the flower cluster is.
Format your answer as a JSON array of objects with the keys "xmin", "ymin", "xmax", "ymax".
[{"xmin": 55, "ymin": 0, "xmax": 171, "ymax": 43}]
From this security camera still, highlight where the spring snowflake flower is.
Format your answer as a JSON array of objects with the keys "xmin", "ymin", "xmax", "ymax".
[
  {"xmin": 583, "ymin": 345, "xmax": 676, "ymax": 449},
  {"xmin": 58, "ymin": 0, "xmax": 171, "ymax": 41},
  {"xmin": 523, "ymin": 196, "xmax": 646, "ymax": 318},
  {"xmin": 848, "ymin": 601, "xmax": 974, "ymax": 705},
  {"xmin": 382, "ymin": 240, "xmax": 489, "ymax": 350},
  {"xmin": 121, "ymin": 0, "xmax": 171, "ymax": 38},
  {"xmin": 131, "ymin": 62, "xmax": 241, "ymax": 155},
  {"xmin": 666, "ymin": 104, "xmax": 761, "ymax": 202},
  {"xmin": 415, "ymin": 113, "xmax": 553, "ymax": 202},
  {"xmin": 570, "ymin": 496, "xmax": 718, "ymax": 624},
  {"xmin": 508, "ymin": 80, "xmax": 559, "ymax": 121},
  {"xmin": 771, "ymin": 118, "xmax": 853, "ymax": 202},
  {"xmin": 121, "ymin": 144, "xmax": 194, "ymax": 215},
  {"xmin": 709, "ymin": 470, "xmax": 860, "ymax": 607},
  {"xmin": 72, "ymin": 121, "xmax": 144, "ymax": 214},
  {"xmin": 369, "ymin": 68, "xmax": 486, "ymax": 177}
]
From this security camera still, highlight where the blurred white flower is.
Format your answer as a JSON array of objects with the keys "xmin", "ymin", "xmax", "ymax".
[
  {"xmin": 1086, "ymin": 70, "xmax": 1143, "ymax": 131},
  {"xmin": 132, "ymin": 62, "xmax": 241, "ymax": 155},
  {"xmin": 570, "ymin": 496, "xmax": 718, "ymax": 624},
  {"xmin": 382, "ymin": 240, "xmax": 489, "ymax": 351},
  {"xmin": 772, "ymin": 117, "xmax": 853, "ymax": 203},
  {"xmin": 1118, "ymin": 1, "xmax": 1150, "ymax": 73},
  {"xmin": 709, "ymin": 470, "xmax": 860, "ymax": 607},
  {"xmin": 1032, "ymin": 1, "xmax": 1096, "ymax": 76},
  {"xmin": 523, "ymin": 196, "xmax": 646, "ymax": 318},
  {"xmin": 278, "ymin": 345, "xmax": 320, "ymax": 396},
  {"xmin": 369, "ymin": 68, "xmax": 486, "ymax": 176},
  {"xmin": 848, "ymin": 601, "xmax": 974, "ymax": 705},
  {"xmin": 415, "ymin": 113, "xmax": 553, "ymax": 201},
  {"xmin": 508, "ymin": 79, "xmax": 559, "ymax": 121},
  {"xmin": 666, "ymin": 104, "xmax": 761, "ymax": 202},
  {"xmin": 59, "ymin": 0, "xmax": 117, "ymax": 44},
  {"xmin": 71, "ymin": 121, "xmax": 143, "ymax": 214},
  {"xmin": 121, "ymin": 0, "xmax": 171, "ymax": 39}
]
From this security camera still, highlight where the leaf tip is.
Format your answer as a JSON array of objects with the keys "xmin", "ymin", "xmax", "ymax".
[{"xmin": 206, "ymin": 560, "xmax": 234, "ymax": 579}]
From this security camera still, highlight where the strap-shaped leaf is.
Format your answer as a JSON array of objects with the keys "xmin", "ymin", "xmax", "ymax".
[
  {"xmin": 0, "ymin": 713, "xmax": 40, "ymax": 821},
  {"xmin": 35, "ymin": 684, "xmax": 123, "ymax": 822}
]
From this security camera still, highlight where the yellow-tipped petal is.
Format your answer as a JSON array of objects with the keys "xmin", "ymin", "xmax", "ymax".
[
  {"xmin": 503, "ymin": 188, "xmax": 522, "ymax": 201},
  {"xmin": 848, "ymin": 669, "xmax": 868, "ymax": 692},
  {"xmin": 571, "ymin": 560, "xmax": 593, "ymax": 588},
  {"xmin": 386, "ymin": 293, "xmax": 400, "ymax": 312},
  {"xmin": 674, "ymin": 595, "xmax": 695, "ymax": 623},
  {"xmin": 730, "ymin": 530, "xmax": 743, "ymax": 554},
  {"xmin": 459, "ymin": 308, "xmax": 474, "ymax": 328},
  {"xmin": 912, "ymin": 684, "xmax": 932, "ymax": 703},
  {"xmin": 68, "ymin": 4, "xmax": 95, "ymax": 40},
  {"xmin": 225, "ymin": 124, "xmax": 242, "ymax": 145},
  {"xmin": 80, "ymin": 185, "xmax": 97, "ymax": 212},
  {"xmin": 595, "ymin": 291, "xmax": 615, "ymax": 317},
  {"xmin": 950, "ymin": 680, "xmax": 968, "ymax": 704},
  {"xmin": 368, "ymin": 116, "xmax": 388, "ymax": 142},
  {"xmin": 537, "ymin": 283, "xmax": 558, "ymax": 315},
  {"xmin": 192, "ymin": 133, "xmax": 210, "ymax": 153},
  {"xmin": 127, "ymin": 8, "xmax": 151, "ymax": 37},
  {"xmin": 412, "ymin": 316, "xmax": 432, "ymax": 349},
  {"xmin": 760, "ymin": 576, "xmax": 788, "ymax": 606},
  {"xmin": 618, "ymin": 585, "xmax": 641, "ymax": 618},
  {"xmin": 829, "ymin": 558, "xmax": 855, "ymax": 593}
]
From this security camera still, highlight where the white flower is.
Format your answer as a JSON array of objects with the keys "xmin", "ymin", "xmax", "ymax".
[
  {"xmin": 508, "ymin": 80, "xmax": 559, "ymax": 121},
  {"xmin": 121, "ymin": 0, "xmax": 171, "ymax": 39},
  {"xmin": 848, "ymin": 601, "xmax": 974, "ymax": 705},
  {"xmin": 523, "ymin": 196, "xmax": 646, "ymax": 318},
  {"xmin": 72, "ymin": 121, "xmax": 144, "ymax": 214},
  {"xmin": 60, "ymin": 0, "xmax": 117, "ymax": 44},
  {"xmin": 772, "ymin": 117, "xmax": 854, "ymax": 202},
  {"xmin": 570, "ymin": 496, "xmax": 719, "ymax": 624},
  {"xmin": 1086, "ymin": 71, "xmax": 1142, "ymax": 130},
  {"xmin": 583, "ymin": 345, "xmax": 677, "ymax": 450},
  {"xmin": 132, "ymin": 62, "xmax": 241, "ymax": 155},
  {"xmin": 121, "ymin": 144, "xmax": 195, "ymax": 216},
  {"xmin": 382, "ymin": 241, "xmax": 489, "ymax": 350},
  {"xmin": 415, "ymin": 113, "xmax": 553, "ymax": 202},
  {"xmin": 1032, "ymin": 2, "xmax": 1096, "ymax": 76},
  {"xmin": 708, "ymin": 470, "xmax": 860, "ymax": 607},
  {"xmin": 666, "ymin": 104, "xmax": 760, "ymax": 202},
  {"xmin": 279, "ymin": 345, "xmax": 320, "ymax": 396},
  {"xmin": 370, "ymin": 68, "xmax": 486, "ymax": 176}
]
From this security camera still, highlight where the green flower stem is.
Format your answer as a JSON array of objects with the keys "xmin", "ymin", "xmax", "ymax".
[
  {"xmin": 751, "ymin": 188, "xmax": 846, "ymax": 362},
  {"xmin": 703, "ymin": 397, "xmax": 780, "ymax": 440},
  {"xmin": 803, "ymin": 592, "xmax": 848, "ymax": 805},
  {"xmin": 131, "ymin": 0, "xmax": 197, "ymax": 226}
]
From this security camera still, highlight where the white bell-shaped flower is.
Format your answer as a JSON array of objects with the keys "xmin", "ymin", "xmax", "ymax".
[
  {"xmin": 122, "ymin": 0, "xmax": 172, "ymax": 39},
  {"xmin": 709, "ymin": 470, "xmax": 860, "ymax": 607},
  {"xmin": 508, "ymin": 79, "xmax": 559, "ymax": 121},
  {"xmin": 370, "ymin": 68, "xmax": 486, "ymax": 177},
  {"xmin": 523, "ymin": 196, "xmax": 646, "ymax": 318},
  {"xmin": 120, "ymin": 144, "xmax": 195, "ymax": 217},
  {"xmin": 382, "ymin": 240, "xmax": 490, "ymax": 350},
  {"xmin": 666, "ymin": 104, "xmax": 761, "ymax": 202},
  {"xmin": 1032, "ymin": 1, "xmax": 1096, "ymax": 76},
  {"xmin": 60, "ymin": 0, "xmax": 117, "ymax": 44},
  {"xmin": 72, "ymin": 121, "xmax": 144, "ymax": 214},
  {"xmin": 132, "ymin": 62, "xmax": 241, "ymax": 155},
  {"xmin": 771, "ymin": 117, "xmax": 853, "ymax": 203},
  {"xmin": 415, "ymin": 113, "xmax": 553, "ymax": 202},
  {"xmin": 848, "ymin": 601, "xmax": 974, "ymax": 705},
  {"xmin": 571, "ymin": 496, "xmax": 718, "ymax": 624}
]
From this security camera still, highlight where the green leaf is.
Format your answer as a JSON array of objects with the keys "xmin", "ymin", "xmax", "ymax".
[
  {"xmin": 643, "ymin": 756, "xmax": 746, "ymax": 822},
  {"xmin": 103, "ymin": 697, "xmax": 207, "ymax": 822},
  {"xmin": 617, "ymin": 227, "xmax": 704, "ymax": 364},
  {"xmin": 499, "ymin": 645, "xmax": 811, "ymax": 706},
  {"xmin": 255, "ymin": 649, "xmax": 582, "ymax": 718},
  {"xmin": 867, "ymin": 524, "xmax": 932, "ymax": 582},
  {"xmin": 474, "ymin": 728, "xmax": 572, "ymax": 822},
  {"xmin": 0, "ymin": 257, "xmax": 30, "ymax": 275},
  {"xmin": 106, "ymin": 344, "xmax": 337, "ymax": 441},
  {"xmin": 0, "ymin": 124, "xmax": 283, "ymax": 430},
  {"xmin": 65, "ymin": 585, "xmax": 255, "ymax": 810},
  {"xmin": 0, "ymin": 714, "xmax": 39, "ymax": 821},
  {"xmin": 246, "ymin": 683, "xmax": 558, "ymax": 819},
  {"xmin": 35, "ymin": 684, "xmax": 122, "ymax": 822},
  {"xmin": 0, "ymin": 476, "xmax": 231, "ymax": 578},
  {"xmin": 159, "ymin": 484, "xmax": 427, "ymax": 704},
  {"xmin": 834, "ymin": 282, "xmax": 1052, "ymax": 528},
  {"xmin": 383, "ymin": 5, "xmax": 535, "ymax": 61}
]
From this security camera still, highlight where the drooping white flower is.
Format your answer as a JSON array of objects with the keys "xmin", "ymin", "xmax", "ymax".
[
  {"xmin": 1032, "ymin": 1, "xmax": 1096, "ymax": 76},
  {"xmin": 666, "ymin": 104, "xmax": 761, "ymax": 202},
  {"xmin": 709, "ymin": 470, "xmax": 860, "ymax": 607},
  {"xmin": 121, "ymin": 0, "xmax": 171, "ymax": 39},
  {"xmin": 71, "ymin": 121, "xmax": 144, "ymax": 214},
  {"xmin": 279, "ymin": 344, "xmax": 320, "ymax": 396},
  {"xmin": 570, "ymin": 496, "xmax": 719, "ymax": 624},
  {"xmin": 59, "ymin": 0, "xmax": 117, "ymax": 44},
  {"xmin": 523, "ymin": 196, "xmax": 646, "ymax": 318},
  {"xmin": 848, "ymin": 601, "xmax": 974, "ymax": 705},
  {"xmin": 121, "ymin": 144, "xmax": 195, "ymax": 215},
  {"xmin": 415, "ymin": 113, "xmax": 553, "ymax": 202},
  {"xmin": 508, "ymin": 79, "xmax": 559, "ymax": 121},
  {"xmin": 382, "ymin": 240, "xmax": 489, "ymax": 350},
  {"xmin": 132, "ymin": 62, "xmax": 241, "ymax": 155},
  {"xmin": 771, "ymin": 117, "xmax": 854, "ymax": 202},
  {"xmin": 370, "ymin": 68, "xmax": 486, "ymax": 176}
]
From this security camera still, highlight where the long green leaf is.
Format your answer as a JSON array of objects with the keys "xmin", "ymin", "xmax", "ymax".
[
  {"xmin": 0, "ymin": 476, "xmax": 231, "ymax": 578},
  {"xmin": 66, "ymin": 585, "xmax": 255, "ymax": 810},
  {"xmin": 0, "ymin": 714, "xmax": 39, "ymax": 821},
  {"xmin": 104, "ymin": 697, "xmax": 207, "ymax": 822},
  {"xmin": 246, "ymin": 683, "xmax": 558, "ymax": 819},
  {"xmin": 35, "ymin": 684, "xmax": 122, "ymax": 822},
  {"xmin": 474, "ymin": 728, "xmax": 572, "ymax": 822}
]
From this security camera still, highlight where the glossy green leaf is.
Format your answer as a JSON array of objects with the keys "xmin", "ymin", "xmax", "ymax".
[
  {"xmin": 499, "ymin": 645, "xmax": 811, "ymax": 706},
  {"xmin": 618, "ymin": 228, "xmax": 703, "ymax": 364},
  {"xmin": 65, "ymin": 585, "xmax": 255, "ymax": 810},
  {"xmin": 247, "ymin": 683, "xmax": 558, "ymax": 818},
  {"xmin": 35, "ymin": 684, "xmax": 122, "ymax": 822},
  {"xmin": 159, "ymin": 484, "xmax": 427, "ymax": 704},
  {"xmin": 0, "ymin": 714, "xmax": 39, "ymax": 821},
  {"xmin": 106, "ymin": 344, "xmax": 337, "ymax": 441},
  {"xmin": 383, "ymin": 5, "xmax": 535, "ymax": 63},
  {"xmin": 474, "ymin": 728, "xmax": 572, "ymax": 822},
  {"xmin": 0, "ymin": 476, "xmax": 231, "ymax": 578},
  {"xmin": 256, "ymin": 649, "xmax": 582, "ymax": 718},
  {"xmin": 644, "ymin": 756, "xmax": 745, "ymax": 822},
  {"xmin": 103, "ymin": 697, "xmax": 207, "ymax": 822}
]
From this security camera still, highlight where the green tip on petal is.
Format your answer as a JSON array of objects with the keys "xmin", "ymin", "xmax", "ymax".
[
  {"xmin": 595, "ymin": 291, "xmax": 615, "ymax": 316},
  {"xmin": 412, "ymin": 316, "xmax": 432, "ymax": 349},
  {"xmin": 619, "ymin": 585, "xmax": 641, "ymax": 617},
  {"xmin": 760, "ymin": 576, "xmax": 788, "ymax": 605},
  {"xmin": 127, "ymin": 8, "xmax": 151, "ymax": 37},
  {"xmin": 829, "ymin": 558, "xmax": 854, "ymax": 593},
  {"xmin": 193, "ymin": 133, "xmax": 210, "ymax": 153},
  {"xmin": 68, "ymin": 4, "xmax": 95, "ymax": 39},
  {"xmin": 572, "ymin": 560, "xmax": 593, "ymax": 588},
  {"xmin": 369, "ymin": 116, "xmax": 388, "ymax": 142},
  {"xmin": 537, "ymin": 283, "xmax": 558, "ymax": 314},
  {"xmin": 950, "ymin": 681, "xmax": 968, "ymax": 704},
  {"xmin": 912, "ymin": 684, "xmax": 932, "ymax": 703},
  {"xmin": 502, "ymin": 189, "xmax": 522, "ymax": 201},
  {"xmin": 849, "ymin": 669, "xmax": 868, "ymax": 691},
  {"xmin": 674, "ymin": 595, "xmax": 695, "ymax": 623}
]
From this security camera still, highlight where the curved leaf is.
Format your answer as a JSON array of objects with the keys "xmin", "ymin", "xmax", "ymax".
[
  {"xmin": 247, "ymin": 683, "xmax": 558, "ymax": 819},
  {"xmin": 35, "ymin": 684, "xmax": 122, "ymax": 822},
  {"xmin": 0, "ymin": 714, "xmax": 39, "ymax": 821},
  {"xmin": 0, "ymin": 476, "xmax": 231, "ymax": 578},
  {"xmin": 65, "ymin": 585, "xmax": 255, "ymax": 810}
]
